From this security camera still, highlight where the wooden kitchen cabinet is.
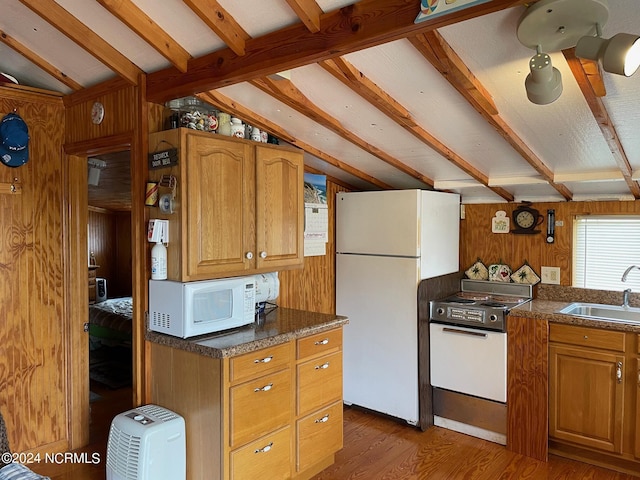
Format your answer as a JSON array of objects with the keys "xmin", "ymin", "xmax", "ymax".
[
  {"xmin": 295, "ymin": 329, "xmax": 343, "ymax": 475},
  {"xmin": 150, "ymin": 326, "xmax": 344, "ymax": 480},
  {"xmin": 549, "ymin": 323, "xmax": 628, "ymax": 456},
  {"xmin": 148, "ymin": 128, "xmax": 304, "ymax": 281}
]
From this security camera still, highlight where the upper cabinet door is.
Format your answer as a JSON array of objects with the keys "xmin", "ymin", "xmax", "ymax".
[
  {"xmin": 254, "ymin": 145, "xmax": 304, "ymax": 271},
  {"xmin": 186, "ymin": 135, "xmax": 255, "ymax": 277}
]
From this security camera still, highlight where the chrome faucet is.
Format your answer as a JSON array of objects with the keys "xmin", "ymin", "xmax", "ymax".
[
  {"xmin": 623, "ymin": 288, "xmax": 632, "ymax": 308},
  {"xmin": 621, "ymin": 265, "xmax": 640, "ymax": 307}
]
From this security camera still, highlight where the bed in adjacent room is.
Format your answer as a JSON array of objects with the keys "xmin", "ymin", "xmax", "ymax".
[{"xmin": 89, "ymin": 297, "xmax": 132, "ymax": 389}]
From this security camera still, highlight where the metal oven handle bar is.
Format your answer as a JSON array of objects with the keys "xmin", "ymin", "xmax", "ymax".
[{"xmin": 442, "ymin": 327, "xmax": 488, "ymax": 338}]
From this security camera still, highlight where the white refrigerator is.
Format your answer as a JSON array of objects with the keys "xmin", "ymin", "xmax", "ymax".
[{"xmin": 336, "ymin": 189, "xmax": 460, "ymax": 425}]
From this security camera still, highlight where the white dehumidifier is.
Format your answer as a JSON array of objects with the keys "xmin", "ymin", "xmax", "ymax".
[{"xmin": 106, "ymin": 404, "xmax": 185, "ymax": 480}]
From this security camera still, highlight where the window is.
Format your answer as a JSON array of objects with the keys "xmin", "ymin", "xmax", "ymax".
[{"xmin": 574, "ymin": 215, "xmax": 640, "ymax": 291}]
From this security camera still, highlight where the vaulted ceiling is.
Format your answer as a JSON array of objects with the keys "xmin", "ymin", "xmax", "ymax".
[{"xmin": 2, "ymin": 0, "xmax": 640, "ymax": 205}]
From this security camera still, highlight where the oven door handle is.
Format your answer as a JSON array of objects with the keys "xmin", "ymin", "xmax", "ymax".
[{"xmin": 442, "ymin": 327, "xmax": 488, "ymax": 338}]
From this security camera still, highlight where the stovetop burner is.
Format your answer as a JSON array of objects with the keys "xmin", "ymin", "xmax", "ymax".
[
  {"xmin": 480, "ymin": 301, "xmax": 508, "ymax": 308},
  {"xmin": 444, "ymin": 296, "xmax": 476, "ymax": 304},
  {"xmin": 429, "ymin": 279, "xmax": 533, "ymax": 332}
]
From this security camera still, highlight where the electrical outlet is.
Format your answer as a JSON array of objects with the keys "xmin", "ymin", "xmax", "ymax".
[{"xmin": 541, "ymin": 266, "xmax": 561, "ymax": 284}]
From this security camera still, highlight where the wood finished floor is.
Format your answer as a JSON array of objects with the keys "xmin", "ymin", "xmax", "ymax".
[{"xmin": 31, "ymin": 393, "xmax": 637, "ymax": 480}]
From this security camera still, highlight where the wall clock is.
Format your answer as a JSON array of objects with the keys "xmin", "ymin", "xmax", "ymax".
[
  {"xmin": 91, "ymin": 102, "xmax": 105, "ymax": 125},
  {"xmin": 511, "ymin": 202, "xmax": 543, "ymax": 234}
]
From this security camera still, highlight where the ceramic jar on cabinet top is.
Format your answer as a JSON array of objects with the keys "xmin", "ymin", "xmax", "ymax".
[
  {"xmin": 217, "ymin": 112, "xmax": 231, "ymax": 136},
  {"xmin": 230, "ymin": 117, "xmax": 245, "ymax": 138}
]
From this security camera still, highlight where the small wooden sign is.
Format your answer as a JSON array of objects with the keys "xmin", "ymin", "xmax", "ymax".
[{"xmin": 148, "ymin": 148, "xmax": 178, "ymax": 169}]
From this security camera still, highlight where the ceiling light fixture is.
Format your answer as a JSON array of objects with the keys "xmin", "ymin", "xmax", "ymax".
[
  {"xmin": 88, "ymin": 158, "xmax": 107, "ymax": 186},
  {"xmin": 576, "ymin": 25, "xmax": 640, "ymax": 77},
  {"xmin": 517, "ymin": 0, "xmax": 639, "ymax": 104},
  {"xmin": 525, "ymin": 47, "xmax": 563, "ymax": 105}
]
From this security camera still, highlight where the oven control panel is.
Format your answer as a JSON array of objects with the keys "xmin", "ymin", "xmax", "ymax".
[
  {"xmin": 437, "ymin": 306, "xmax": 485, "ymax": 324},
  {"xmin": 429, "ymin": 302, "xmax": 506, "ymax": 332}
]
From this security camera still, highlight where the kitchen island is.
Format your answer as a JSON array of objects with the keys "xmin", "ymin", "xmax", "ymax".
[
  {"xmin": 146, "ymin": 307, "xmax": 348, "ymax": 480},
  {"xmin": 507, "ymin": 285, "xmax": 640, "ymax": 476}
]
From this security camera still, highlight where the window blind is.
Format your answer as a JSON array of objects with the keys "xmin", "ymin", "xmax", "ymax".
[{"xmin": 574, "ymin": 215, "xmax": 640, "ymax": 291}]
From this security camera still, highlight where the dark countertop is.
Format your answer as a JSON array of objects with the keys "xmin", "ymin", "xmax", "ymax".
[
  {"xmin": 146, "ymin": 307, "xmax": 348, "ymax": 359},
  {"xmin": 510, "ymin": 284, "xmax": 640, "ymax": 333}
]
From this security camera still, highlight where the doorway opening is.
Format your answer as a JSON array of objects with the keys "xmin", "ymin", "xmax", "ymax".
[{"xmin": 86, "ymin": 150, "xmax": 134, "ymax": 443}]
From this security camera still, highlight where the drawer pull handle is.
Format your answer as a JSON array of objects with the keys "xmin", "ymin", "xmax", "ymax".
[
  {"xmin": 442, "ymin": 327, "xmax": 487, "ymax": 338},
  {"xmin": 315, "ymin": 362, "xmax": 330, "ymax": 370},
  {"xmin": 315, "ymin": 414, "xmax": 330, "ymax": 424},
  {"xmin": 254, "ymin": 383, "xmax": 273, "ymax": 392},
  {"xmin": 584, "ymin": 335, "xmax": 588, "ymax": 339},
  {"xmin": 617, "ymin": 362, "xmax": 623, "ymax": 384},
  {"xmin": 315, "ymin": 338, "xmax": 329, "ymax": 345},
  {"xmin": 254, "ymin": 442, "xmax": 273, "ymax": 454},
  {"xmin": 254, "ymin": 356, "xmax": 273, "ymax": 364}
]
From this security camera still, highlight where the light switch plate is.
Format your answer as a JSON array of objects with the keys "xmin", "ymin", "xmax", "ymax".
[{"xmin": 541, "ymin": 266, "xmax": 560, "ymax": 284}]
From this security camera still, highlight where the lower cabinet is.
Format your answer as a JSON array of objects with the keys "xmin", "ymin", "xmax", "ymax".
[
  {"xmin": 230, "ymin": 426, "xmax": 292, "ymax": 480},
  {"xmin": 150, "ymin": 327, "xmax": 343, "ymax": 480},
  {"xmin": 549, "ymin": 323, "xmax": 639, "ymax": 471},
  {"xmin": 549, "ymin": 343, "xmax": 624, "ymax": 452},
  {"xmin": 295, "ymin": 329, "xmax": 344, "ymax": 476}
]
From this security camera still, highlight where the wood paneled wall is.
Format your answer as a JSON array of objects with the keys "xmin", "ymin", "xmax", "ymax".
[
  {"xmin": 65, "ymin": 76, "xmax": 148, "ymax": 443},
  {"xmin": 279, "ymin": 180, "xmax": 348, "ymax": 314},
  {"xmin": 88, "ymin": 207, "xmax": 132, "ymax": 298},
  {"xmin": 64, "ymin": 78, "xmax": 137, "ymax": 144},
  {"xmin": 461, "ymin": 200, "xmax": 640, "ymax": 286},
  {"xmin": 0, "ymin": 86, "xmax": 68, "ymax": 453}
]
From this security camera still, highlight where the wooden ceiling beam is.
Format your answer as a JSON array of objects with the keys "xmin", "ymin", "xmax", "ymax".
[
  {"xmin": 320, "ymin": 57, "xmax": 514, "ymax": 202},
  {"xmin": 0, "ymin": 28, "xmax": 82, "ymax": 91},
  {"xmin": 579, "ymin": 57, "xmax": 606, "ymax": 97},
  {"xmin": 147, "ymin": 0, "xmax": 531, "ymax": 103},
  {"xmin": 411, "ymin": 30, "xmax": 573, "ymax": 201},
  {"xmin": 18, "ymin": 0, "xmax": 142, "ymax": 85},
  {"xmin": 96, "ymin": 0, "xmax": 191, "ymax": 73},
  {"xmin": 252, "ymin": 76, "xmax": 435, "ymax": 187},
  {"xmin": 183, "ymin": 0, "xmax": 250, "ymax": 56},
  {"xmin": 408, "ymin": 31, "xmax": 498, "ymax": 115},
  {"xmin": 563, "ymin": 47, "xmax": 640, "ymax": 199},
  {"xmin": 285, "ymin": 0, "xmax": 323, "ymax": 33},
  {"xmin": 197, "ymin": 90, "xmax": 394, "ymax": 190}
]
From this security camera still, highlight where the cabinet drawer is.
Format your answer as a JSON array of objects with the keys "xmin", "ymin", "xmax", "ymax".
[
  {"xmin": 297, "ymin": 401, "xmax": 343, "ymax": 473},
  {"xmin": 297, "ymin": 351, "xmax": 342, "ymax": 415},
  {"xmin": 230, "ymin": 426, "xmax": 291, "ymax": 480},
  {"xmin": 230, "ymin": 369, "xmax": 292, "ymax": 447},
  {"xmin": 230, "ymin": 342, "xmax": 292, "ymax": 384},
  {"xmin": 297, "ymin": 328, "xmax": 342, "ymax": 360},
  {"xmin": 550, "ymin": 324, "xmax": 625, "ymax": 352}
]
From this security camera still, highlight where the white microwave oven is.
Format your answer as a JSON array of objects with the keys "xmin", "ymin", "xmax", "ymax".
[{"xmin": 148, "ymin": 276, "xmax": 256, "ymax": 338}]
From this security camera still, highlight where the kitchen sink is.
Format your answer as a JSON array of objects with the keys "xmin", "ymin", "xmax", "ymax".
[{"xmin": 557, "ymin": 302, "xmax": 640, "ymax": 324}]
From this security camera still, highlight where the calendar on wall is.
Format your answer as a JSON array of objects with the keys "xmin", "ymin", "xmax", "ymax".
[{"xmin": 303, "ymin": 173, "xmax": 328, "ymax": 257}]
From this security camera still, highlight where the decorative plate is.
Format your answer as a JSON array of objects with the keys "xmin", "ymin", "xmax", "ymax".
[
  {"xmin": 511, "ymin": 262, "xmax": 541, "ymax": 285},
  {"xmin": 488, "ymin": 263, "xmax": 512, "ymax": 282},
  {"xmin": 465, "ymin": 258, "xmax": 489, "ymax": 280}
]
